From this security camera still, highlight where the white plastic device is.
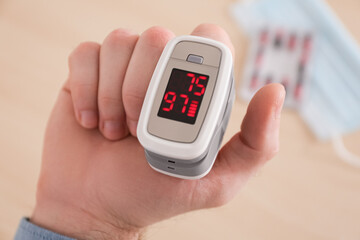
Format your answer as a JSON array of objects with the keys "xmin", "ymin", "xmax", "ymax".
[{"xmin": 137, "ymin": 35, "xmax": 234, "ymax": 179}]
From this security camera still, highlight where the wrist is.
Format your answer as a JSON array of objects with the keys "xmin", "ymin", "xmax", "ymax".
[{"xmin": 31, "ymin": 196, "xmax": 143, "ymax": 240}]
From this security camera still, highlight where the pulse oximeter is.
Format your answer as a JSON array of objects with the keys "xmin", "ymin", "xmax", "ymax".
[{"xmin": 137, "ymin": 35, "xmax": 234, "ymax": 179}]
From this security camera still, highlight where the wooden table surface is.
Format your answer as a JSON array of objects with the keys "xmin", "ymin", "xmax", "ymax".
[{"xmin": 1, "ymin": 0, "xmax": 360, "ymax": 239}]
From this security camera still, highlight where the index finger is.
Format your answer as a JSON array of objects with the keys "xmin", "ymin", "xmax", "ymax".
[
  {"xmin": 191, "ymin": 23, "xmax": 235, "ymax": 58},
  {"xmin": 122, "ymin": 27, "xmax": 175, "ymax": 136}
]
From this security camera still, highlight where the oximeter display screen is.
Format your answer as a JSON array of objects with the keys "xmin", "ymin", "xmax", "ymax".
[{"xmin": 158, "ymin": 68, "xmax": 209, "ymax": 124}]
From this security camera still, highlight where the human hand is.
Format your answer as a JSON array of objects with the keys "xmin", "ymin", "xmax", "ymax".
[{"xmin": 31, "ymin": 24, "xmax": 285, "ymax": 239}]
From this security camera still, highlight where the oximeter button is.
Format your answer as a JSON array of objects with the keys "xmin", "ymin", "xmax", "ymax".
[{"xmin": 186, "ymin": 54, "xmax": 204, "ymax": 64}]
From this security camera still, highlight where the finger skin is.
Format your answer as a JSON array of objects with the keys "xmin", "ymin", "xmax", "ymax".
[
  {"xmin": 68, "ymin": 42, "xmax": 100, "ymax": 129},
  {"xmin": 32, "ymin": 25, "xmax": 287, "ymax": 237},
  {"xmin": 98, "ymin": 29, "xmax": 139, "ymax": 140},
  {"xmin": 122, "ymin": 26, "xmax": 175, "ymax": 136},
  {"xmin": 240, "ymin": 83, "xmax": 286, "ymax": 153},
  {"xmin": 191, "ymin": 23, "xmax": 235, "ymax": 57},
  {"xmin": 184, "ymin": 23, "xmax": 285, "ymax": 208},
  {"xmin": 197, "ymin": 83, "xmax": 285, "ymax": 208}
]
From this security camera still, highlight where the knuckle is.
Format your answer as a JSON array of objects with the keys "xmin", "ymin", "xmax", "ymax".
[
  {"xmin": 141, "ymin": 26, "xmax": 175, "ymax": 49},
  {"xmin": 98, "ymin": 96, "xmax": 123, "ymax": 119},
  {"xmin": 192, "ymin": 23, "xmax": 234, "ymax": 55},
  {"xmin": 194, "ymin": 23, "xmax": 225, "ymax": 34},
  {"xmin": 122, "ymin": 93, "xmax": 143, "ymax": 120},
  {"xmin": 99, "ymin": 96, "xmax": 122, "ymax": 109},
  {"xmin": 238, "ymin": 133, "xmax": 279, "ymax": 164},
  {"xmin": 68, "ymin": 41, "xmax": 100, "ymax": 66},
  {"xmin": 71, "ymin": 79, "xmax": 97, "ymax": 93},
  {"xmin": 72, "ymin": 83, "xmax": 97, "ymax": 107},
  {"xmin": 251, "ymin": 147, "xmax": 279, "ymax": 166},
  {"xmin": 103, "ymin": 28, "xmax": 138, "ymax": 49},
  {"xmin": 123, "ymin": 91, "xmax": 143, "ymax": 104}
]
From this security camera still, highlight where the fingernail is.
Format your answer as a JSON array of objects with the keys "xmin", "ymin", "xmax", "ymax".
[
  {"xmin": 103, "ymin": 121, "xmax": 122, "ymax": 138},
  {"xmin": 127, "ymin": 120, "xmax": 138, "ymax": 136},
  {"xmin": 274, "ymin": 88, "xmax": 286, "ymax": 119},
  {"xmin": 80, "ymin": 110, "xmax": 97, "ymax": 128}
]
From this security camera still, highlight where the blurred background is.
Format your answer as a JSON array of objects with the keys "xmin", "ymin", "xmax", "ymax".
[{"xmin": 1, "ymin": 0, "xmax": 359, "ymax": 239}]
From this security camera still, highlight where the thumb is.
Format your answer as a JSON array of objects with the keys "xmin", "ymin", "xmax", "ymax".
[
  {"xmin": 195, "ymin": 83, "xmax": 285, "ymax": 208},
  {"xmin": 240, "ymin": 83, "xmax": 286, "ymax": 155}
]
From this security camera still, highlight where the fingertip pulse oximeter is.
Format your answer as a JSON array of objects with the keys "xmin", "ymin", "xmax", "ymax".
[{"xmin": 137, "ymin": 35, "xmax": 234, "ymax": 179}]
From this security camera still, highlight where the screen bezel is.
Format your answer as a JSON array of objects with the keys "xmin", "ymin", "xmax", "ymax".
[
  {"xmin": 147, "ymin": 58, "xmax": 219, "ymax": 143},
  {"xmin": 137, "ymin": 36, "xmax": 233, "ymax": 161},
  {"xmin": 157, "ymin": 68, "xmax": 210, "ymax": 125}
]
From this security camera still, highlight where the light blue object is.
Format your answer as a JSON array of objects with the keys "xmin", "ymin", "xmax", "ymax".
[
  {"xmin": 231, "ymin": 0, "xmax": 360, "ymax": 141},
  {"xmin": 14, "ymin": 218, "xmax": 75, "ymax": 240}
]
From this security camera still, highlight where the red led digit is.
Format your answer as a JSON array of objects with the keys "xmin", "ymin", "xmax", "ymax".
[
  {"xmin": 180, "ymin": 94, "xmax": 189, "ymax": 113},
  {"xmin": 162, "ymin": 91, "xmax": 176, "ymax": 112},
  {"xmin": 187, "ymin": 73, "xmax": 196, "ymax": 92},
  {"xmin": 193, "ymin": 76, "xmax": 207, "ymax": 96},
  {"xmin": 158, "ymin": 69, "xmax": 209, "ymax": 124}
]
